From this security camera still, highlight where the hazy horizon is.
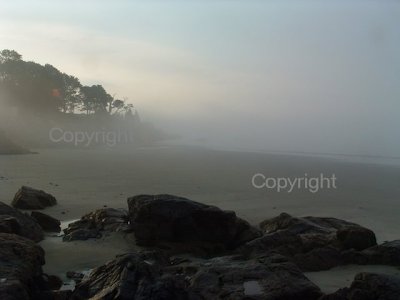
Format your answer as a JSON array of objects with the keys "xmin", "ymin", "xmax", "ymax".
[{"xmin": 1, "ymin": 0, "xmax": 399, "ymax": 157}]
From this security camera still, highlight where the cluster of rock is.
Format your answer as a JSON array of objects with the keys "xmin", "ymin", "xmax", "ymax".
[
  {"xmin": 1, "ymin": 190, "xmax": 400, "ymax": 299},
  {"xmin": 69, "ymin": 194, "xmax": 400, "ymax": 299}
]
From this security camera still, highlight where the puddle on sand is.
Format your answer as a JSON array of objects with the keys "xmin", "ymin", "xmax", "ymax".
[{"xmin": 243, "ymin": 281, "xmax": 263, "ymax": 296}]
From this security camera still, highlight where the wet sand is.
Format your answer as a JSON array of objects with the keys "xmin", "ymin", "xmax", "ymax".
[{"xmin": 1, "ymin": 145, "xmax": 400, "ymax": 285}]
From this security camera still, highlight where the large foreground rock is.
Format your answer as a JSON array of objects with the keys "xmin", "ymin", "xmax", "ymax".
[
  {"xmin": 127, "ymin": 194, "xmax": 261, "ymax": 254},
  {"xmin": 63, "ymin": 208, "xmax": 129, "ymax": 242},
  {"xmin": 12, "ymin": 186, "xmax": 57, "ymax": 210},
  {"xmin": 237, "ymin": 213, "xmax": 379, "ymax": 271},
  {"xmin": 0, "ymin": 233, "xmax": 58, "ymax": 300},
  {"xmin": 320, "ymin": 272, "xmax": 400, "ymax": 300},
  {"xmin": 0, "ymin": 202, "xmax": 43, "ymax": 242},
  {"xmin": 71, "ymin": 251, "xmax": 322, "ymax": 300}
]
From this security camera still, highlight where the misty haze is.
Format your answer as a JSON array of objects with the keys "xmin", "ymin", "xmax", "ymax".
[{"xmin": 1, "ymin": 1, "xmax": 400, "ymax": 300}]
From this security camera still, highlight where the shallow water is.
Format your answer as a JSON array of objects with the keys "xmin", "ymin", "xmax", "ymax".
[{"xmin": 243, "ymin": 281, "xmax": 263, "ymax": 296}]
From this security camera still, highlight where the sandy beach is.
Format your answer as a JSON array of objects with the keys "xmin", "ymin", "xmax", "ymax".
[{"xmin": 1, "ymin": 145, "xmax": 400, "ymax": 291}]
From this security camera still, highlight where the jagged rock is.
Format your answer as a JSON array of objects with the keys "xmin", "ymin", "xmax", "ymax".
[
  {"xmin": 71, "ymin": 251, "xmax": 322, "ymax": 300},
  {"xmin": 12, "ymin": 186, "xmax": 57, "ymax": 210},
  {"xmin": 127, "ymin": 194, "xmax": 261, "ymax": 254},
  {"xmin": 237, "ymin": 213, "xmax": 379, "ymax": 271},
  {"xmin": 0, "ymin": 233, "xmax": 46, "ymax": 299},
  {"xmin": 64, "ymin": 219, "xmax": 92, "ymax": 234},
  {"xmin": 63, "ymin": 208, "xmax": 130, "ymax": 242},
  {"xmin": 71, "ymin": 251, "xmax": 175, "ymax": 300},
  {"xmin": 31, "ymin": 211, "xmax": 60, "ymax": 232},
  {"xmin": 82, "ymin": 208, "xmax": 130, "ymax": 232},
  {"xmin": 320, "ymin": 273, "xmax": 400, "ymax": 300},
  {"xmin": 0, "ymin": 202, "xmax": 43, "ymax": 242},
  {"xmin": 261, "ymin": 213, "xmax": 368, "ymax": 237},
  {"xmin": 62, "ymin": 229, "xmax": 102, "ymax": 242}
]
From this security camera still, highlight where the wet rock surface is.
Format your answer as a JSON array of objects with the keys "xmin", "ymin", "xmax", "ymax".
[
  {"xmin": 127, "ymin": 194, "xmax": 261, "ymax": 254},
  {"xmin": 12, "ymin": 186, "xmax": 57, "ymax": 210},
  {"xmin": 63, "ymin": 208, "xmax": 129, "ymax": 242}
]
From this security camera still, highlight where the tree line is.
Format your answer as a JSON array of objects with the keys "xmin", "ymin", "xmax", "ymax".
[{"xmin": 0, "ymin": 49, "xmax": 133, "ymax": 116}]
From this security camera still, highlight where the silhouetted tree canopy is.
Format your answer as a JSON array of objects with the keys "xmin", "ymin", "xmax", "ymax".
[{"xmin": 0, "ymin": 49, "xmax": 133, "ymax": 116}]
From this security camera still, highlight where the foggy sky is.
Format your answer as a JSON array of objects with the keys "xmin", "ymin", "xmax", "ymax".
[{"xmin": 1, "ymin": 0, "xmax": 399, "ymax": 157}]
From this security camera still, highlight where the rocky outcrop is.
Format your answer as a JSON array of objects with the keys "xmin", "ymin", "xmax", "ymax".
[
  {"xmin": 0, "ymin": 202, "xmax": 43, "ymax": 242},
  {"xmin": 63, "ymin": 208, "xmax": 129, "ymax": 242},
  {"xmin": 260, "ymin": 213, "xmax": 377, "ymax": 251},
  {"xmin": 12, "ymin": 186, "xmax": 57, "ymax": 210},
  {"xmin": 127, "ymin": 194, "xmax": 261, "ymax": 255},
  {"xmin": 31, "ymin": 211, "xmax": 61, "ymax": 232},
  {"xmin": 237, "ymin": 213, "xmax": 379, "ymax": 271},
  {"xmin": 319, "ymin": 272, "xmax": 400, "ymax": 300},
  {"xmin": 71, "ymin": 251, "xmax": 322, "ymax": 300}
]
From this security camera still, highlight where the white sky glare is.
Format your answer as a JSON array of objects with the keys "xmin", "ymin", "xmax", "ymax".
[{"xmin": 1, "ymin": 0, "xmax": 399, "ymax": 156}]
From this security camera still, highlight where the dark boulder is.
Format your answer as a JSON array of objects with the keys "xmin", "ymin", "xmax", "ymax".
[
  {"xmin": 12, "ymin": 186, "xmax": 57, "ymax": 210},
  {"xmin": 336, "ymin": 226, "xmax": 377, "ymax": 251},
  {"xmin": 0, "ymin": 202, "xmax": 43, "ymax": 242},
  {"xmin": 71, "ymin": 251, "xmax": 176, "ymax": 300},
  {"xmin": 0, "ymin": 233, "xmax": 46, "ymax": 299},
  {"xmin": 31, "ymin": 211, "xmax": 61, "ymax": 232},
  {"xmin": 127, "ymin": 194, "xmax": 261, "ymax": 253}
]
